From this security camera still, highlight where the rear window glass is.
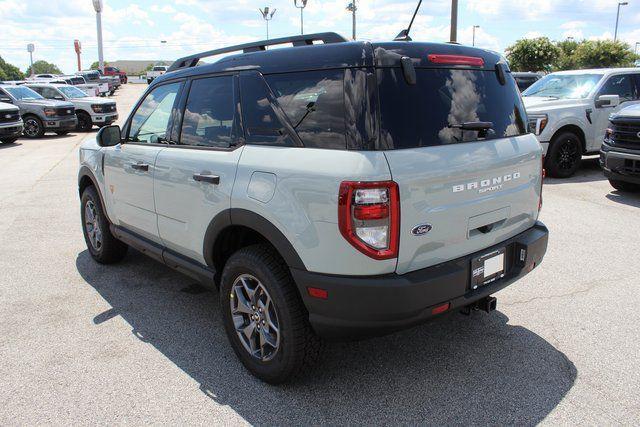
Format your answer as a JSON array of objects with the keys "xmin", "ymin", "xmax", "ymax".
[
  {"xmin": 265, "ymin": 70, "xmax": 346, "ymax": 150},
  {"xmin": 377, "ymin": 68, "xmax": 527, "ymax": 149}
]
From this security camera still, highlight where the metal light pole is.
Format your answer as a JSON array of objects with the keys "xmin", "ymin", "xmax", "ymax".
[
  {"xmin": 26, "ymin": 43, "xmax": 34, "ymax": 76},
  {"xmin": 92, "ymin": 0, "xmax": 104, "ymax": 72},
  {"xmin": 259, "ymin": 7, "xmax": 276, "ymax": 40},
  {"xmin": 294, "ymin": 0, "xmax": 308, "ymax": 35},
  {"xmin": 346, "ymin": 1, "xmax": 356, "ymax": 40},
  {"xmin": 614, "ymin": 1, "xmax": 628, "ymax": 42},
  {"xmin": 450, "ymin": 0, "xmax": 458, "ymax": 43},
  {"xmin": 74, "ymin": 40, "xmax": 82, "ymax": 71},
  {"xmin": 472, "ymin": 25, "xmax": 480, "ymax": 46}
]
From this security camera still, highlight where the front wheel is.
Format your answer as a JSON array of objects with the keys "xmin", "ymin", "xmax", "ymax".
[
  {"xmin": 0, "ymin": 137, "xmax": 19, "ymax": 144},
  {"xmin": 76, "ymin": 111, "xmax": 93, "ymax": 132},
  {"xmin": 220, "ymin": 244, "xmax": 322, "ymax": 384},
  {"xmin": 609, "ymin": 179, "xmax": 640, "ymax": 192},
  {"xmin": 545, "ymin": 131, "xmax": 582, "ymax": 178},
  {"xmin": 23, "ymin": 115, "xmax": 45, "ymax": 138},
  {"xmin": 81, "ymin": 186, "xmax": 128, "ymax": 264}
]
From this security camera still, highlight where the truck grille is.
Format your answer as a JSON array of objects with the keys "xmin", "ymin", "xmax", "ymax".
[
  {"xmin": 609, "ymin": 121, "xmax": 640, "ymax": 150},
  {"xmin": 621, "ymin": 158, "xmax": 640, "ymax": 174},
  {"xmin": 55, "ymin": 107, "xmax": 75, "ymax": 117},
  {"xmin": 0, "ymin": 111, "xmax": 20, "ymax": 124}
]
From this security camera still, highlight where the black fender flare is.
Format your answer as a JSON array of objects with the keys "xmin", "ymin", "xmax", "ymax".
[
  {"xmin": 78, "ymin": 165, "xmax": 113, "ymax": 224},
  {"xmin": 203, "ymin": 208, "xmax": 306, "ymax": 271}
]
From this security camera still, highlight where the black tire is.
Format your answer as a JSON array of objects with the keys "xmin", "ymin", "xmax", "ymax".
[
  {"xmin": 22, "ymin": 115, "xmax": 45, "ymax": 138},
  {"xmin": 545, "ymin": 131, "xmax": 582, "ymax": 178},
  {"xmin": 81, "ymin": 186, "xmax": 128, "ymax": 264},
  {"xmin": 56, "ymin": 131, "xmax": 69, "ymax": 136},
  {"xmin": 147, "ymin": 79, "xmax": 152, "ymax": 84},
  {"xmin": 220, "ymin": 244, "xmax": 322, "ymax": 384},
  {"xmin": 0, "ymin": 137, "xmax": 19, "ymax": 144},
  {"xmin": 609, "ymin": 179, "xmax": 640, "ymax": 192},
  {"xmin": 76, "ymin": 111, "xmax": 93, "ymax": 132}
]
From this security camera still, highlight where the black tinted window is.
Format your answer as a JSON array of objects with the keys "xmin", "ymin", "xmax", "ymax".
[
  {"xmin": 129, "ymin": 82, "xmax": 181, "ymax": 144},
  {"xmin": 180, "ymin": 76, "xmax": 235, "ymax": 148},
  {"xmin": 265, "ymin": 70, "xmax": 346, "ymax": 149},
  {"xmin": 599, "ymin": 74, "xmax": 636, "ymax": 101},
  {"xmin": 378, "ymin": 68, "xmax": 527, "ymax": 149},
  {"xmin": 240, "ymin": 73, "xmax": 293, "ymax": 146}
]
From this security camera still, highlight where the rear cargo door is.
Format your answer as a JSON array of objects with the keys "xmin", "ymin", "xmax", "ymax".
[{"xmin": 377, "ymin": 66, "xmax": 543, "ymax": 275}]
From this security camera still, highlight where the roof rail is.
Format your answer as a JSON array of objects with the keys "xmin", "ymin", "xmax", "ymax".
[{"xmin": 167, "ymin": 32, "xmax": 348, "ymax": 72}]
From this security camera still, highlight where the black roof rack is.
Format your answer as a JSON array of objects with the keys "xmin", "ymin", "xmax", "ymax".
[{"xmin": 167, "ymin": 32, "xmax": 348, "ymax": 72}]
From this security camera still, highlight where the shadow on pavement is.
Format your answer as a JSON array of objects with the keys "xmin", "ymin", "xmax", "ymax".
[
  {"xmin": 544, "ymin": 157, "xmax": 604, "ymax": 185},
  {"xmin": 76, "ymin": 249, "xmax": 576, "ymax": 425},
  {"xmin": 606, "ymin": 190, "xmax": 640, "ymax": 208},
  {"xmin": 0, "ymin": 141, "xmax": 21, "ymax": 149}
]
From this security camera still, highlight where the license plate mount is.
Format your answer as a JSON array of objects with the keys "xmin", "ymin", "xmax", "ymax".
[{"xmin": 471, "ymin": 247, "xmax": 506, "ymax": 289}]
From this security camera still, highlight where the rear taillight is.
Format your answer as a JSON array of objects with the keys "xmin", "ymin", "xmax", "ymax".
[
  {"xmin": 427, "ymin": 54, "xmax": 484, "ymax": 67},
  {"xmin": 338, "ymin": 181, "xmax": 400, "ymax": 260}
]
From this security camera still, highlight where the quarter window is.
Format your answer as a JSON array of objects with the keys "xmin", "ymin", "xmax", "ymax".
[
  {"xmin": 128, "ymin": 82, "xmax": 181, "ymax": 144},
  {"xmin": 180, "ymin": 76, "xmax": 235, "ymax": 148}
]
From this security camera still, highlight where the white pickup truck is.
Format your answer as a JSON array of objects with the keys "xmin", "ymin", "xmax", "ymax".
[
  {"xmin": 523, "ymin": 68, "xmax": 640, "ymax": 178},
  {"xmin": 146, "ymin": 65, "xmax": 168, "ymax": 84}
]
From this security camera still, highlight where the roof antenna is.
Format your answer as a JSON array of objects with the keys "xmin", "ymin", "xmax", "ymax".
[{"xmin": 394, "ymin": 0, "xmax": 422, "ymax": 41}]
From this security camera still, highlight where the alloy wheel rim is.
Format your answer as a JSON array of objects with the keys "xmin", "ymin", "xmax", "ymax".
[
  {"xmin": 558, "ymin": 139, "xmax": 579, "ymax": 170},
  {"xmin": 84, "ymin": 200, "xmax": 102, "ymax": 251},
  {"xmin": 24, "ymin": 119, "xmax": 39, "ymax": 137},
  {"xmin": 229, "ymin": 274, "xmax": 280, "ymax": 361}
]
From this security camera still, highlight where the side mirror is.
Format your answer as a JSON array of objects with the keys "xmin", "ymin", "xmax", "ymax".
[
  {"xmin": 54, "ymin": 95, "xmax": 64, "ymax": 100},
  {"xmin": 97, "ymin": 125, "xmax": 121, "ymax": 147},
  {"xmin": 0, "ymin": 96, "xmax": 12, "ymax": 104},
  {"xmin": 595, "ymin": 94, "xmax": 620, "ymax": 108}
]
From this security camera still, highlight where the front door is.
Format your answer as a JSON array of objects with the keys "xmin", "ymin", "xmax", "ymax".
[
  {"xmin": 592, "ymin": 73, "xmax": 640, "ymax": 151},
  {"xmin": 154, "ymin": 75, "xmax": 244, "ymax": 263},
  {"xmin": 103, "ymin": 81, "xmax": 182, "ymax": 242}
]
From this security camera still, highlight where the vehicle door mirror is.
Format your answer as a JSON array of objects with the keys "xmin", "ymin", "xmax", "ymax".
[
  {"xmin": 97, "ymin": 125, "xmax": 121, "ymax": 147},
  {"xmin": 54, "ymin": 95, "xmax": 64, "ymax": 100},
  {"xmin": 0, "ymin": 96, "xmax": 12, "ymax": 103},
  {"xmin": 595, "ymin": 94, "xmax": 620, "ymax": 108}
]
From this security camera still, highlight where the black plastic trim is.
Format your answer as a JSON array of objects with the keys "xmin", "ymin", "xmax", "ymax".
[{"xmin": 78, "ymin": 165, "xmax": 113, "ymax": 224}]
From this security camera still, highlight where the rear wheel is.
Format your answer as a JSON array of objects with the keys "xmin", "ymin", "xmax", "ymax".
[
  {"xmin": 76, "ymin": 111, "xmax": 93, "ymax": 132},
  {"xmin": 545, "ymin": 131, "xmax": 582, "ymax": 178},
  {"xmin": 81, "ymin": 186, "xmax": 128, "ymax": 264},
  {"xmin": 609, "ymin": 179, "xmax": 640, "ymax": 192},
  {"xmin": 220, "ymin": 244, "xmax": 322, "ymax": 384},
  {"xmin": 23, "ymin": 115, "xmax": 44, "ymax": 138}
]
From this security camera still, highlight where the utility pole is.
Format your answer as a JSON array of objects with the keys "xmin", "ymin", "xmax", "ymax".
[
  {"xmin": 450, "ymin": 0, "xmax": 458, "ymax": 43},
  {"xmin": 472, "ymin": 25, "xmax": 480, "ymax": 46},
  {"xmin": 294, "ymin": 0, "xmax": 308, "ymax": 35},
  {"xmin": 26, "ymin": 44, "xmax": 34, "ymax": 76},
  {"xmin": 635, "ymin": 42, "xmax": 639, "ymax": 55},
  {"xmin": 614, "ymin": 1, "xmax": 628, "ymax": 42},
  {"xmin": 74, "ymin": 40, "xmax": 82, "ymax": 71},
  {"xmin": 92, "ymin": 0, "xmax": 104, "ymax": 72},
  {"xmin": 259, "ymin": 7, "xmax": 276, "ymax": 40},
  {"xmin": 346, "ymin": 1, "xmax": 356, "ymax": 40}
]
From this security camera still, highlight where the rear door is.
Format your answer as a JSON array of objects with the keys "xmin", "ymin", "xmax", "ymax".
[
  {"xmin": 153, "ymin": 74, "xmax": 244, "ymax": 263},
  {"xmin": 103, "ymin": 81, "xmax": 182, "ymax": 242},
  {"xmin": 377, "ymin": 66, "xmax": 542, "ymax": 275}
]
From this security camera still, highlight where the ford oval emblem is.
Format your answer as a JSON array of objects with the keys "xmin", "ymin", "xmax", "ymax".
[{"xmin": 411, "ymin": 224, "xmax": 432, "ymax": 236}]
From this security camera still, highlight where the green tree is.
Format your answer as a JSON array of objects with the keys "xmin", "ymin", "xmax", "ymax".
[
  {"xmin": 572, "ymin": 40, "xmax": 636, "ymax": 69},
  {"xmin": 554, "ymin": 39, "xmax": 581, "ymax": 70},
  {"xmin": 89, "ymin": 61, "xmax": 109, "ymax": 70},
  {"xmin": 0, "ymin": 56, "xmax": 25, "ymax": 80},
  {"xmin": 25, "ymin": 60, "xmax": 62, "ymax": 76},
  {"xmin": 505, "ymin": 37, "xmax": 561, "ymax": 72}
]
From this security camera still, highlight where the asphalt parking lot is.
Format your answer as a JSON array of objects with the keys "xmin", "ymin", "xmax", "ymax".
[{"xmin": 1, "ymin": 83, "xmax": 639, "ymax": 425}]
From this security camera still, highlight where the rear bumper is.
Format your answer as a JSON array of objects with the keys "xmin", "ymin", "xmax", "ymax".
[
  {"xmin": 600, "ymin": 145, "xmax": 640, "ymax": 185},
  {"xmin": 291, "ymin": 221, "xmax": 548, "ymax": 340}
]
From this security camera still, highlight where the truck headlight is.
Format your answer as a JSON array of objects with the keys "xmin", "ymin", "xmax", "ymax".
[
  {"xmin": 92, "ymin": 104, "xmax": 104, "ymax": 113},
  {"xmin": 43, "ymin": 108, "xmax": 56, "ymax": 117},
  {"xmin": 528, "ymin": 114, "xmax": 548, "ymax": 135}
]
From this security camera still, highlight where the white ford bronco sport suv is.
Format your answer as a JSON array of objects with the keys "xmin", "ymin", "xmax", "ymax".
[
  {"xmin": 523, "ymin": 68, "xmax": 640, "ymax": 178},
  {"xmin": 78, "ymin": 33, "xmax": 548, "ymax": 383}
]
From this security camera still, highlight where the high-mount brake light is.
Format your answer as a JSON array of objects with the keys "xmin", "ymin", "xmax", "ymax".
[
  {"xmin": 338, "ymin": 181, "xmax": 400, "ymax": 260},
  {"xmin": 427, "ymin": 54, "xmax": 484, "ymax": 67}
]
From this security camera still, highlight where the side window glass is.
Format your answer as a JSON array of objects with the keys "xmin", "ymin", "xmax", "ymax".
[
  {"xmin": 128, "ymin": 82, "xmax": 181, "ymax": 144},
  {"xmin": 42, "ymin": 87, "xmax": 60, "ymax": 99},
  {"xmin": 180, "ymin": 76, "xmax": 235, "ymax": 148},
  {"xmin": 30, "ymin": 87, "xmax": 45, "ymax": 96},
  {"xmin": 599, "ymin": 75, "xmax": 634, "ymax": 102},
  {"xmin": 239, "ymin": 73, "xmax": 293, "ymax": 146}
]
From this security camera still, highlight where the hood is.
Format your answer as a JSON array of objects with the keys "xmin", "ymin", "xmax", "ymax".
[
  {"xmin": 79, "ymin": 97, "xmax": 115, "ymax": 104},
  {"xmin": 0, "ymin": 101, "xmax": 19, "ymax": 112},
  {"xmin": 612, "ymin": 103, "xmax": 640, "ymax": 119},
  {"xmin": 20, "ymin": 99, "xmax": 75, "ymax": 108},
  {"xmin": 523, "ymin": 96, "xmax": 590, "ymax": 112}
]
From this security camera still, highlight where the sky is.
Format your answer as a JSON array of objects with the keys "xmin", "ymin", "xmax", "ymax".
[{"xmin": 1, "ymin": 0, "xmax": 640, "ymax": 74}]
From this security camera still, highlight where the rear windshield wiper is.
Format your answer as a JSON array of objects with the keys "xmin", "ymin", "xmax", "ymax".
[{"xmin": 448, "ymin": 121, "xmax": 494, "ymax": 131}]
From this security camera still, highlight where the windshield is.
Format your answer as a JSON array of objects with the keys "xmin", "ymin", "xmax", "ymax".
[
  {"xmin": 523, "ymin": 74, "xmax": 603, "ymax": 99},
  {"xmin": 4, "ymin": 86, "xmax": 43, "ymax": 100},
  {"xmin": 58, "ymin": 86, "xmax": 88, "ymax": 98}
]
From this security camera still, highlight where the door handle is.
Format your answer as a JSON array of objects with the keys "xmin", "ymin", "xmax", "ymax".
[
  {"xmin": 193, "ymin": 173, "xmax": 220, "ymax": 185},
  {"xmin": 131, "ymin": 163, "xmax": 149, "ymax": 171}
]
